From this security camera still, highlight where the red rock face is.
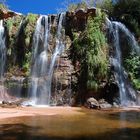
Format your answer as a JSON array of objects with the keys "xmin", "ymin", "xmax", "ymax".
[
  {"xmin": 0, "ymin": 9, "xmax": 18, "ymax": 19},
  {"xmin": 75, "ymin": 7, "xmax": 96, "ymax": 19},
  {"xmin": 65, "ymin": 8, "xmax": 96, "ymax": 32},
  {"xmin": 1, "ymin": 8, "xmax": 97, "ymax": 105}
]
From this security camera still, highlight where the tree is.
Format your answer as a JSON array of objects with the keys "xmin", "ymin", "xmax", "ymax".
[{"xmin": 112, "ymin": 0, "xmax": 140, "ymax": 37}]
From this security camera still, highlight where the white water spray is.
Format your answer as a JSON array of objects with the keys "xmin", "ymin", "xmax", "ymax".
[{"xmin": 106, "ymin": 18, "xmax": 138, "ymax": 106}]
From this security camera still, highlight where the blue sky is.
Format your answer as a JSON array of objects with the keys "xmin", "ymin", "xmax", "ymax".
[{"xmin": 5, "ymin": 0, "xmax": 80, "ymax": 15}]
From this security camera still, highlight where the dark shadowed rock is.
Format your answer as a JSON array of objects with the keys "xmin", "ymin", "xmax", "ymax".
[
  {"xmin": 75, "ymin": 8, "xmax": 86, "ymax": 19},
  {"xmin": 136, "ymin": 92, "xmax": 140, "ymax": 105}
]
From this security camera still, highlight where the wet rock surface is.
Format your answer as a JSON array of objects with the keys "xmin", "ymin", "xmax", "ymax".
[
  {"xmin": 66, "ymin": 7, "xmax": 96, "ymax": 32},
  {"xmin": 98, "ymin": 99, "xmax": 112, "ymax": 109},
  {"xmin": 86, "ymin": 98, "xmax": 100, "ymax": 109},
  {"xmin": 86, "ymin": 97, "xmax": 112, "ymax": 109},
  {"xmin": 0, "ymin": 99, "xmax": 26, "ymax": 108}
]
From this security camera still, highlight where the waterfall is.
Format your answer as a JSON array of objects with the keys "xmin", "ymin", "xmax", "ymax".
[
  {"xmin": 112, "ymin": 21, "xmax": 140, "ymax": 54},
  {"xmin": 107, "ymin": 18, "xmax": 138, "ymax": 106},
  {"xmin": 47, "ymin": 12, "xmax": 65, "ymax": 104},
  {"xmin": 0, "ymin": 20, "xmax": 6, "ymax": 79},
  {"xmin": 112, "ymin": 23, "xmax": 129, "ymax": 105},
  {"xmin": 0, "ymin": 20, "xmax": 7, "ymax": 101},
  {"xmin": 29, "ymin": 15, "xmax": 50, "ymax": 105},
  {"xmin": 28, "ymin": 13, "xmax": 65, "ymax": 106}
]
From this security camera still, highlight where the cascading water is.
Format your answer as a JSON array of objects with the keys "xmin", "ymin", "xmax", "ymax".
[
  {"xmin": 112, "ymin": 21, "xmax": 140, "ymax": 54},
  {"xmin": 0, "ymin": 20, "xmax": 7, "ymax": 101},
  {"xmin": 107, "ymin": 18, "xmax": 138, "ymax": 106},
  {"xmin": 46, "ymin": 13, "xmax": 65, "ymax": 104},
  {"xmin": 29, "ymin": 15, "xmax": 50, "ymax": 105},
  {"xmin": 29, "ymin": 13, "xmax": 65, "ymax": 106},
  {"xmin": 112, "ymin": 23, "xmax": 129, "ymax": 105},
  {"xmin": 0, "ymin": 20, "xmax": 6, "ymax": 79}
]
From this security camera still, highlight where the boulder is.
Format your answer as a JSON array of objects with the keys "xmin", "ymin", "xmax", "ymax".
[
  {"xmin": 98, "ymin": 99, "xmax": 112, "ymax": 109},
  {"xmin": 1, "ymin": 99, "xmax": 26, "ymax": 108},
  {"xmin": 75, "ymin": 8, "xmax": 86, "ymax": 19},
  {"xmin": 86, "ymin": 98, "xmax": 112, "ymax": 109},
  {"xmin": 0, "ymin": 100, "xmax": 17, "ymax": 108},
  {"xmin": 86, "ymin": 97, "xmax": 100, "ymax": 109}
]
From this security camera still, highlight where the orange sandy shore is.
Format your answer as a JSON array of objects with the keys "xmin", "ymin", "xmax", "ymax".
[
  {"xmin": 0, "ymin": 107, "xmax": 86, "ymax": 120},
  {"xmin": 0, "ymin": 106, "xmax": 140, "ymax": 120}
]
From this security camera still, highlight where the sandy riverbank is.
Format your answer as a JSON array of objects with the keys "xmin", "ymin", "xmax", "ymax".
[
  {"xmin": 0, "ymin": 106, "xmax": 140, "ymax": 140},
  {"xmin": 0, "ymin": 107, "xmax": 86, "ymax": 120},
  {"xmin": 0, "ymin": 106, "xmax": 140, "ymax": 121}
]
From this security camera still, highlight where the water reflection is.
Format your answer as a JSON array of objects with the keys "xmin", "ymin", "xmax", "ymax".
[
  {"xmin": 0, "ymin": 109, "xmax": 140, "ymax": 140},
  {"xmin": 0, "ymin": 123, "xmax": 140, "ymax": 140},
  {"xmin": 108, "ymin": 111, "xmax": 140, "ymax": 123}
]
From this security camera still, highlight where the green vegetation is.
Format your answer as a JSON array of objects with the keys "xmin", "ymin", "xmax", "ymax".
[
  {"xmin": 5, "ymin": 16, "xmax": 23, "ymax": 67},
  {"xmin": 72, "ymin": 10, "xmax": 108, "ymax": 90},
  {"xmin": 1, "ymin": 0, "xmax": 139, "ymax": 100},
  {"xmin": 22, "ymin": 52, "xmax": 31, "ymax": 76},
  {"xmin": 109, "ymin": 0, "xmax": 140, "ymax": 91},
  {"xmin": 21, "ymin": 14, "xmax": 37, "ymax": 76},
  {"xmin": 24, "ymin": 13, "xmax": 38, "ymax": 47},
  {"xmin": 65, "ymin": 0, "xmax": 140, "ymax": 39},
  {"xmin": 26, "ymin": 13, "xmax": 37, "ymax": 23},
  {"xmin": 5, "ymin": 14, "xmax": 37, "ymax": 76},
  {"xmin": 5, "ymin": 16, "xmax": 23, "ymax": 36},
  {"xmin": 112, "ymin": 0, "xmax": 140, "ymax": 37},
  {"xmin": 97, "ymin": 0, "xmax": 114, "ymax": 14},
  {"xmin": 6, "ymin": 18, "xmax": 14, "ymax": 32},
  {"xmin": 124, "ymin": 53, "xmax": 140, "ymax": 90},
  {"xmin": 0, "ymin": 3, "xmax": 5, "ymax": 9},
  {"xmin": 0, "ymin": 2, "xmax": 7, "ymax": 10}
]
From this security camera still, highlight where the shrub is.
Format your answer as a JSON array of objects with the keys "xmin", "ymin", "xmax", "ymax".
[
  {"xmin": 124, "ymin": 53, "xmax": 140, "ymax": 90},
  {"xmin": 73, "ymin": 10, "xmax": 108, "ymax": 90}
]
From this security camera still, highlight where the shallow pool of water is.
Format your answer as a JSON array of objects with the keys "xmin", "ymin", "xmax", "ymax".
[{"xmin": 0, "ymin": 108, "xmax": 140, "ymax": 140}]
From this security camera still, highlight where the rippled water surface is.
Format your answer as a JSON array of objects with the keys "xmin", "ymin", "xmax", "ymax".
[{"xmin": 0, "ymin": 108, "xmax": 140, "ymax": 140}]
